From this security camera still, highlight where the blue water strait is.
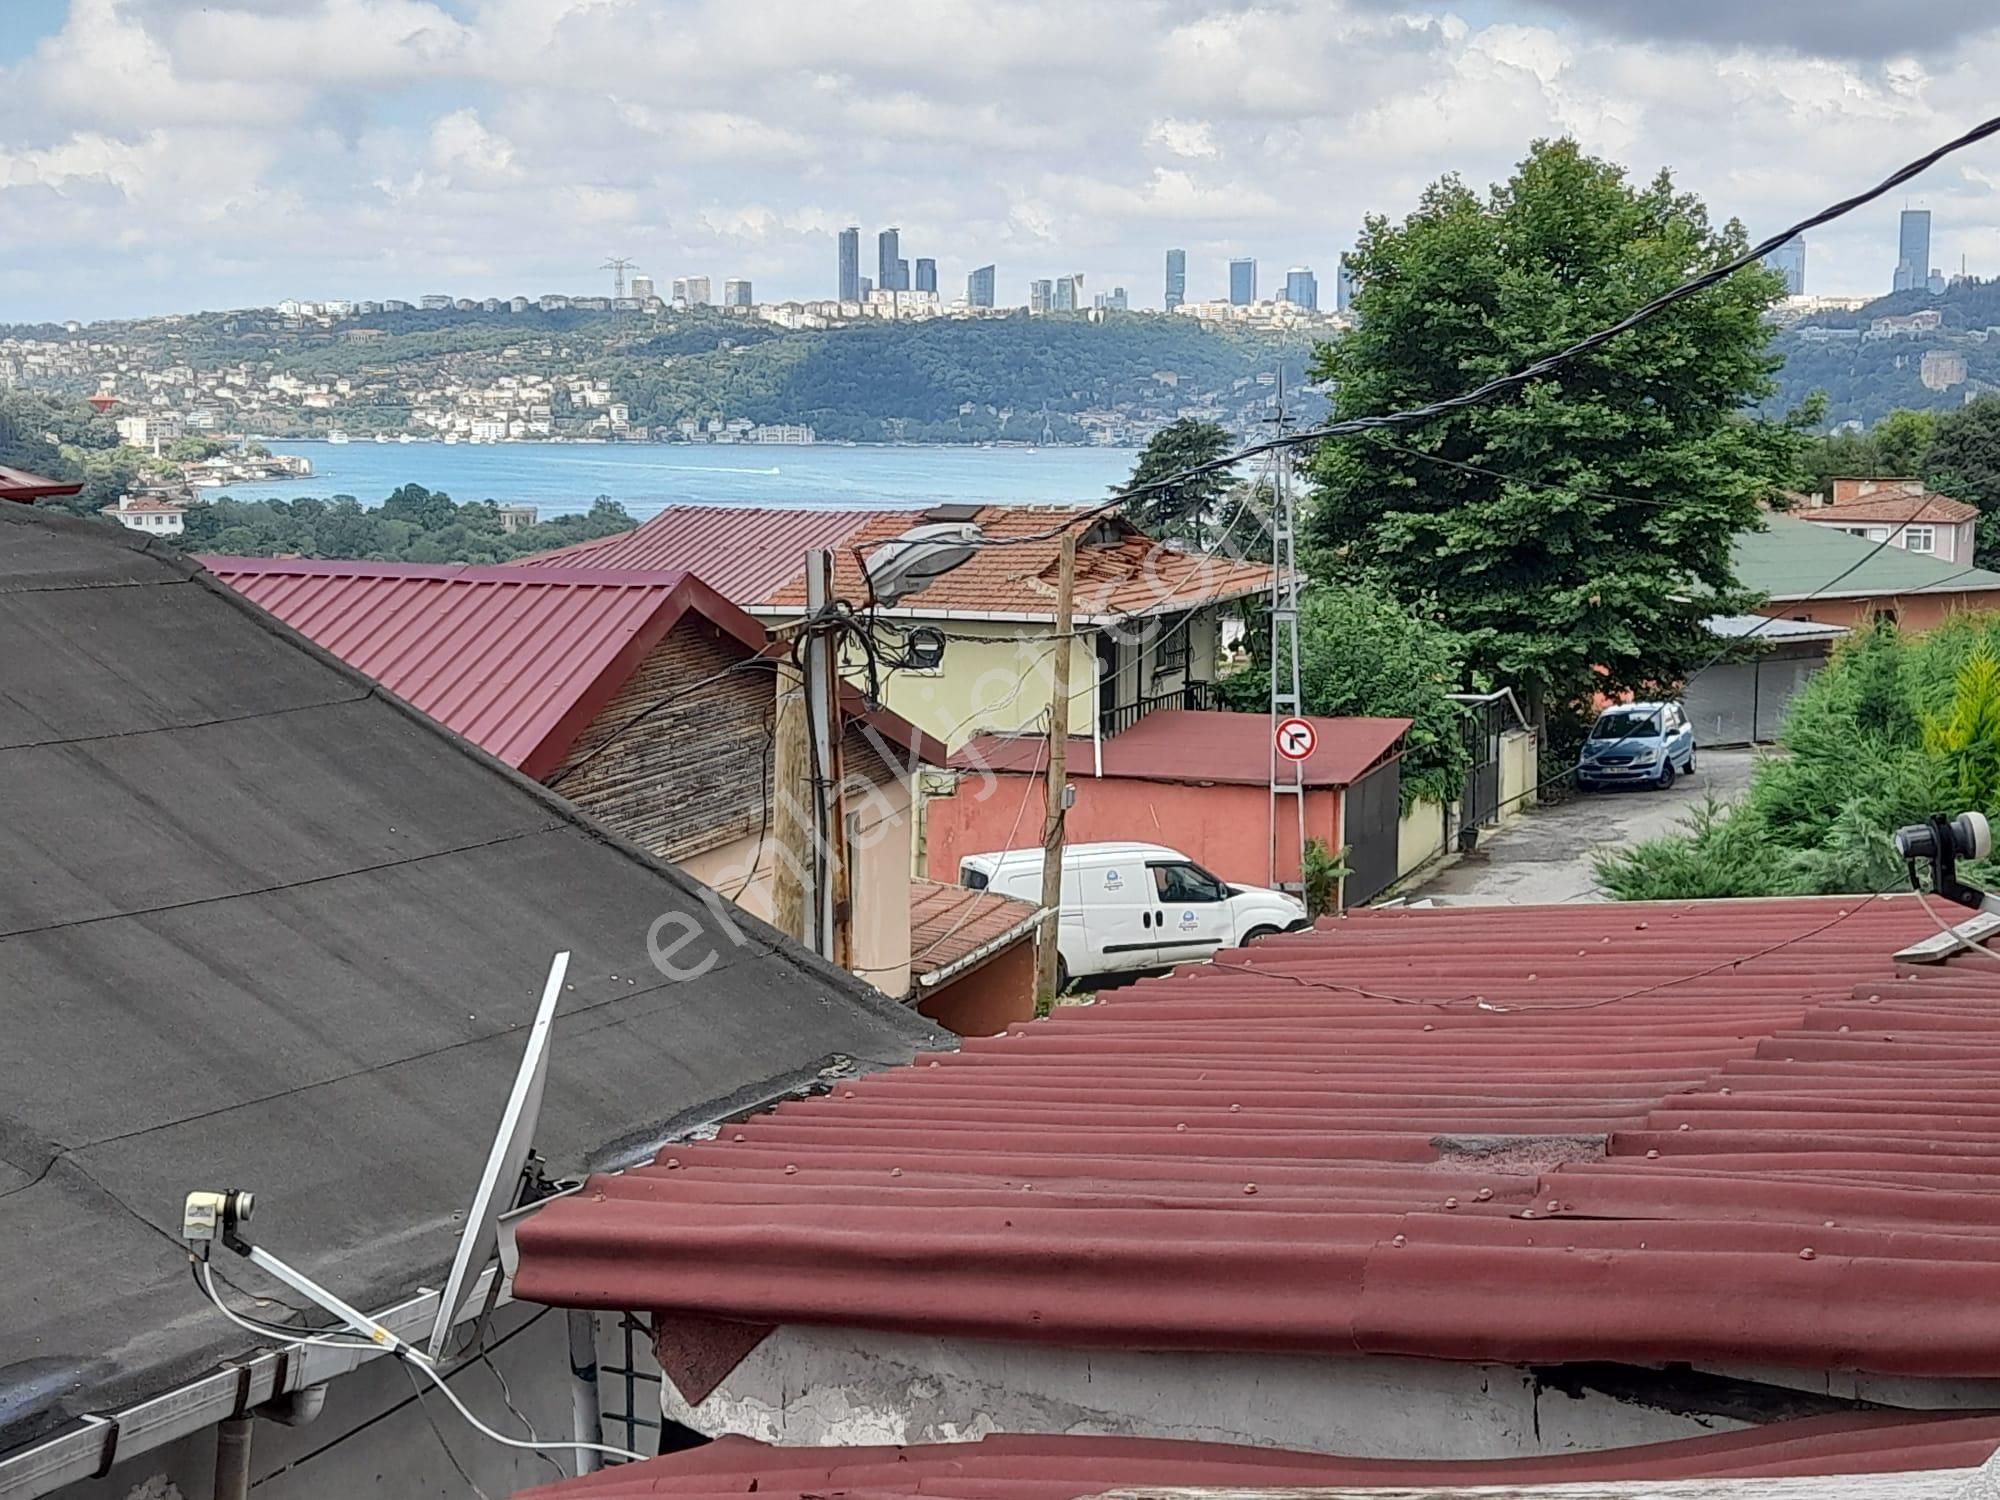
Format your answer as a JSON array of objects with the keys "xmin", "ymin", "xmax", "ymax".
[{"xmin": 237, "ymin": 442, "xmax": 1144, "ymax": 518}]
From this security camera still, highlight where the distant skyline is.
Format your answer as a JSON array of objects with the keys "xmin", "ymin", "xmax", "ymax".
[{"xmin": 7, "ymin": 1, "xmax": 2000, "ymax": 322}]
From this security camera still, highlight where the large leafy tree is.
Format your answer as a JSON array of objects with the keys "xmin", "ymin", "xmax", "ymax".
[
  {"xmin": 1304, "ymin": 139, "xmax": 1803, "ymax": 721},
  {"xmin": 1925, "ymin": 395, "xmax": 2000, "ymax": 566},
  {"xmin": 1118, "ymin": 419, "xmax": 1236, "ymax": 546}
]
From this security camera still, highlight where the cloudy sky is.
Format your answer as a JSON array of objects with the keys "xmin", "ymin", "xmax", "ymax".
[{"xmin": 5, "ymin": 0, "xmax": 2000, "ymax": 323}]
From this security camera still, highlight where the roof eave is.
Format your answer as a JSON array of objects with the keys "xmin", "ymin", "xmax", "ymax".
[{"xmin": 913, "ymin": 907, "xmax": 1050, "ymax": 991}]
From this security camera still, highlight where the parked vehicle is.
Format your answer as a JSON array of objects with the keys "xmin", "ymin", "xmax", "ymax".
[
  {"xmin": 959, "ymin": 840, "xmax": 1307, "ymax": 989},
  {"xmin": 1575, "ymin": 701, "xmax": 1697, "ymax": 791}
]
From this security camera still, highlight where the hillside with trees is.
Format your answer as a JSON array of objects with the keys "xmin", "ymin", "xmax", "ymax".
[{"xmin": 1767, "ymin": 278, "xmax": 2000, "ymax": 428}]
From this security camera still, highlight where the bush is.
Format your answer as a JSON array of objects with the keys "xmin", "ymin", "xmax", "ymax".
[{"xmin": 1597, "ymin": 617, "xmax": 2000, "ymax": 899}]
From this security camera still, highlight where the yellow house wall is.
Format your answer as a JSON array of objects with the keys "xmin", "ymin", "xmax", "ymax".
[{"xmin": 1499, "ymin": 728, "xmax": 1539, "ymax": 823}]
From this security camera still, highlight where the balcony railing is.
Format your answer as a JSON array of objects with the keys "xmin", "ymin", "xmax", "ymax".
[{"xmin": 1098, "ymin": 679, "xmax": 1218, "ymax": 738}]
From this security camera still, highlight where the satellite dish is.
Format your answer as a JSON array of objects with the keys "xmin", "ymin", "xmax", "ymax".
[{"xmin": 426, "ymin": 950, "xmax": 569, "ymax": 1361}]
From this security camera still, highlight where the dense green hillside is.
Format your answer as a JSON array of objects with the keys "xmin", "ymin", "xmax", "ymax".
[{"xmin": 1767, "ymin": 280, "xmax": 2000, "ymax": 427}]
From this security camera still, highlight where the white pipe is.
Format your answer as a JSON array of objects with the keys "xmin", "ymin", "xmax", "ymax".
[{"xmin": 566, "ymin": 1310, "xmax": 604, "ymax": 1475}]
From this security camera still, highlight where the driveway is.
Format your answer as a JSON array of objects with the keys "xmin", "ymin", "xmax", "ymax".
[{"xmin": 1410, "ymin": 747, "xmax": 1761, "ymax": 906}]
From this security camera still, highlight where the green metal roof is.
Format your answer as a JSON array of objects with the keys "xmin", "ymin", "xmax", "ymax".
[{"xmin": 1733, "ymin": 515, "xmax": 2000, "ymax": 601}]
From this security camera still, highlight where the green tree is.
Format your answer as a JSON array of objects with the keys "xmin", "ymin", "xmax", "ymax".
[
  {"xmin": 1303, "ymin": 139, "xmax": 1800, "ymax": 723},
  {"xmin": 1925, "ymin": 394, "xmax": 2000, "ymax": 567},
  {"xmin": 1118, "ymin": 419, "xmax": 1236, "ymax": 545},
  {"xmin": 1217, "ymin": 582, "xmax": 1471, "ymax": 805},
  {"xmin": 1871, "ymin": 407, "xmax": 1936, "ymax": 477},
  {"xmin": 166, "ymin": 436, "xmax": 228, "ymax": 462},
  {"xmin": 379, "ymin": 482, "xmax": 456, "ymax": 531}
]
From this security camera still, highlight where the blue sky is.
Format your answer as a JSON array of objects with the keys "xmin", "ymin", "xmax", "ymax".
[{"xmin": 5, "ymin": 0, "xmax": 2000, "ymax": 323}]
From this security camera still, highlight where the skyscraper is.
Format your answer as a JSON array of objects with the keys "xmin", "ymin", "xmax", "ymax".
[
  {"xmin": 1165, "ymin": 248, "xmax": 1186, "ymax": 310},
  {"xmin": 1093, "ymin": 288, "xmax": 1128, "ymax": 312},
  {"xmin": 1054, "ymin": 274, "xmax": 1083, "ymax": 312},
  {"xmin": 838, "ymin": 227, "xmax": 861, "ymax": 301},
  {"xmin": 896, "ymin": 258, "xmax": 910, "ymax": 293},
  {"xmin": 629, "ymin": 275, "xmax": 656, "ymax": 302},
  {"xmin": 1029, "ymin": 279, "xmax": 1054, "ymax": 314},
  {"xmin": 967, "ymin": 265, "xmax": 996, "ymax": 308},
  {"xmin": 682, "ymin": 276, "xmax": 711, "ymax": 307},
  {"xmin": 1762, "ymin": 236, "xmax": 1806, "ymax": 297},
  {"xmin": 878, "ymin": 228, "xmax": 906, "ymax": 291},
  {"xmin": 1336, "ymin": 254, "xmax": 1356, "ymax": 313},
  {"xmin": 1229, "ymin": 257, "xmax": 1256, "ymax": 306},
  {"xmin": 1895, "ymin": 210, "xmax": 1932, "ymax": 294},
  {"xmin": 723, "ymin": 279, "xmax": 752, "ymax": 307},
  {"xmin": 914, "ymin": 258, "xmax": 937, "ymax": 294},
  {"xmin": 1283, "ymin": 267, "xmax": 1318, "ymax": 311}
]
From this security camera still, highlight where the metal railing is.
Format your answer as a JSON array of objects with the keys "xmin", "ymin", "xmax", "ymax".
[{"xmin": 1098, "ymin": 679, "xmax": 1218, "ymax": 738}]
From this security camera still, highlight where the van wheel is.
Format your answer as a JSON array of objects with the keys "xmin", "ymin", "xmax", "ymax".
[
  {"xmin": 1242, "ymin": 925, "xmax": 1281, "ymax": 946},
  {"xmin": 1056, "ymin": 957, "xmax": 1070, "ymax": 994}
]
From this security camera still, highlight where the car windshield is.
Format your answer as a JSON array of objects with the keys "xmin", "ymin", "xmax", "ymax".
[{"xmin": 1592, "ymin": 710, "xmax": 1662, "ymax": 740}]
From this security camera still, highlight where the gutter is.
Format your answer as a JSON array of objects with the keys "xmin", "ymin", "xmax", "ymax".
[
  {"xmin": 913, "ymin": 907, "xmax": 1052, "ymax": 992},
  {"xmin": 0, "ymin": 1267, "xmax": 498, "ymax": 1500}
]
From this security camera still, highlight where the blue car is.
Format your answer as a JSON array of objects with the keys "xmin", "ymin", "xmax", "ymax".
[{"xmin": 1575, "ymin": 701, "xmax": 1697, "ymax": 791}]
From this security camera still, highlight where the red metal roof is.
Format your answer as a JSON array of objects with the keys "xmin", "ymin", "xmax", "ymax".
[
  {"xmin": 205, "ymin": 558, "xmax": 736, "ymax": 776},
  {"xmin": 513, "ymin": 894, "xmax": 2000, "ymax": 1377},
  {"xmin": 957, "ymin": 710, "xmax": 1411, "ymax": 787},
  {"xmin": 0, "ymin": 465, "xmax": 84, "ymax": 502},
  {"xmin": 533, "ymin": 504, "xmax": 1275, "ymax": 620},
  {"xmin": 908, "ymin": 877, "xmax": 1043, "ymax": 987},
  {"xmin": 531, "ymin": 504, "xmax": 874, "ymax": 600},
  {"xmin": 207, "ymin": 556, "xmax": 941, "ymax": 777},
  {"xmin": 523, "ymin": 1413, "xmax": 2000, "ymax": 1498}
]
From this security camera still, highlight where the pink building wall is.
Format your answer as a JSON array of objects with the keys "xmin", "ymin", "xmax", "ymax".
[{"xmin": 926, "ymin": 772, "xmax": 1344, "ymax": 889}]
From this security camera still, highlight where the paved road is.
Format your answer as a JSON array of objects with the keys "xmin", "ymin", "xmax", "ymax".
[{"xmin": 1411, "ymin": 747, "xmax": 1761, "ymax": 906}]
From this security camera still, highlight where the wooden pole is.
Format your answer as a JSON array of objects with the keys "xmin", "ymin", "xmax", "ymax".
[
  {"xmin": 805, "ymin": 549, "xmax": 845, "ymax": 964},
  {"xmin": 771, "ymin": 658, "xmax": 812, "ymax": 947},
  {"xmin": 1036, "ymin": 532, "xmax": 1077, "ymax": 1007}
]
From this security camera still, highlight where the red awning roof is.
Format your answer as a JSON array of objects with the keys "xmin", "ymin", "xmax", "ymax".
[
  {"xmin": 534, "ymin": 503, "xmax": 1275, "ymax": 621},
  {"xmin": 957, "ymin": 709, "xmax": 1411, "ymax": 786},
  {"xmin": 512, "ymin": 894, "xmax": 2000, "ymax": 1378},
  {"xmin": 520, "ymin": 1414, "xmax": 2000, "ymax": 1498},
  {"xmin": 204, "ymin": 557, "xmax": 940, "ymax": 777},
  {"xmin": 0, "ymin": 465, "xmax": 83, "ymax": 502},
  {"xmin": 907, "ymin": 877, "xmax": 1043, "ymax": 988}
]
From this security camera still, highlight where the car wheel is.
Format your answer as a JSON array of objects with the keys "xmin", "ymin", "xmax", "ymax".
[
  {"xmin": 1656, "ymin": 760, "xmax": 1676, "ymax": 791},
  {"xmin": 1685, "ymin": 748, "xmax": 1697, "ymax": 775},
  {"xmin": 1056, "ymin": 956, "xmax": 1070, "ymax": 994},
  {"xmin": 1242, "ymin": 925, "xmax": 1281, "ymax": 946}
]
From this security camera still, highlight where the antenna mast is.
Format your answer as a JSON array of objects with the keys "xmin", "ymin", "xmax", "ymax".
[
  {"xmin": 600, "ymin": 257, "xmax": 636, "ymax": 300},
  {"xmin": 1266, "ymin": 370, "xmax": 1306, "ymax": 894}
]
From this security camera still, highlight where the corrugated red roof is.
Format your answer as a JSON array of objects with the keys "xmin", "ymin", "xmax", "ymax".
[
  {"xmin": 532, "ymin": 504, "xmax": 1275, "ymax": 621},
  {"xmin": 207, "ymin": 556, "xmax": 941, "ymax": 777},
  {"xmin": 522, "ymin": 1414, "xmax": 2000, "ymax": 1498},
  {"xmin": 208, "ymin": 557, "xmax": 713, "ymax": 775},
  {"xmin": 908, "ymin": 877, "xmax": 1043, "ymax": 988},
  {"xmin": 0, "ymin": 465, "xmax": 84, "ymax": 502},
  {"xmin": 531, "ymin": 504, "xmax": 873, "ymax": 599},
  {"xmin": 957, "ymin": 710, "xmax": 1411, "ymax": 787},
  {"xmin": 513, "ymin": 894, "xmax": 2000, "ymax": 1377}
]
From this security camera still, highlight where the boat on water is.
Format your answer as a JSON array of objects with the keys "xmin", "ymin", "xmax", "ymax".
[
  {"xmin": 398, "ymin": 433, "xmax": 418, "ymax": 443},
  {"xmin": 373, "ymin": 434, "xmax": 389, "ymax": 444},
  {"xmin": 327, "ymin": 430, "xmax": 350, "ymax": 444},
  {"xmin": 442, "ymin": 433, "xmax": 461, "ymax": 444}
]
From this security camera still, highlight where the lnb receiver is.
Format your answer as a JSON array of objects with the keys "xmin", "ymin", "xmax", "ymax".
[{"xmin": 183, "ymin": 1188, "xmax": 255, "ymax": 1253}]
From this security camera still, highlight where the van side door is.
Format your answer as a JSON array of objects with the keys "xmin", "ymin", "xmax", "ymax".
[
  {"xmin": 1146, "ymin": 859, "xmax": 1235, "ymax": 965},
  {"xmin": 1080, "ymin": 857, "xmax": 1160, "ymax": 974}
]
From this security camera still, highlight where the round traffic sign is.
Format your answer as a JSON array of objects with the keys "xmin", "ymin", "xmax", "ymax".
[{"xmin": 1276, "ymin": 716, "xmax": 1317, "ymax": 762}]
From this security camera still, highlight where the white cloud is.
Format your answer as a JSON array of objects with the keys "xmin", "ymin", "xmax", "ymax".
[
  {"xmin": 1147, "ymin": 118, "xmax": 1221, "ymax": 160},
  {"xmin": 10, "ymin": 0, "xmax": 2000, "ymax": 320}
]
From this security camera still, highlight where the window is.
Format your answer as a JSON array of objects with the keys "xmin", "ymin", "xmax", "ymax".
[
  {"xmin": 1152, "ymin": 617, "xmax": 1191, "ymax": 678},
  {"xmin": 1151, "ymin": 861, "xmax": 1228, "ymax": 903},
  {"xmin": 1905, "ymin": 525, "xmax": 1936, "ymax": 554}
]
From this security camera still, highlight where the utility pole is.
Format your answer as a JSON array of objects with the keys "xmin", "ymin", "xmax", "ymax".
[
  {"xmin": 600, "ymin": 256, "xmax": 636, "ymax": 300},
  {"xmin": 1036, "ymin": 532, "xmax": 1077, "ymax": 1006},
  {"xmin": 771, "ymin": 656, "xmax": 812, "ymax": 948},
  {"xmin": 804, "ymin": 549, "xmax": 847, "ymax": 965},
  {"xmin": 1266, "ymin": 370, "xmax": 1307, "ymax": 896}
]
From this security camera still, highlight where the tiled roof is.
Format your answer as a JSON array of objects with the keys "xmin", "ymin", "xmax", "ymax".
[
  {"xmin": 531, "ymin": 503, "xmax": 1276, "ymax": 621},
  {"xmin": 907, "ymin": 877, "xmax": 1044, "ymax": 988},
  {"xmin": 0, "ymin": 464, "xmax": 83, "ymax": 501},
  {"xmin": 1735, "ymin": 515, "xmax": 2000, "ymax": 601},
  {"xmin": 531, "ymin": 504, "xmax": 874, "ymax": 599},
  {"xmin": 521, "ymin": 1416, "xmax": 2000, "ymax": 1499},
  {"xmin": 1807, "ymin": 492, "xmax": 1979, "ymax": 525},
  {"xmin": 956, "ymin": 710, "xmax": 1411, "ymax": 787},
  {"xmin": 104, "ymin": 495, "xmax": 187, "ymax": 514},
  {"xmin": 513, "ymin": 895, "xmax": 2000, "ymax": 1377}
]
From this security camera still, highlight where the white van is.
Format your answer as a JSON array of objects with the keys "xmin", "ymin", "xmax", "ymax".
[{"xmin": 959, "ymin": 841, "xmax": 1308, "ymax": 989}]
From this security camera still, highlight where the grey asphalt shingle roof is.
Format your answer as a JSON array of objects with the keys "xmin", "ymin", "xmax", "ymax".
[{"xmin": 0, "ymin": 507, "xmax": 944, "ymax": 1454}]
